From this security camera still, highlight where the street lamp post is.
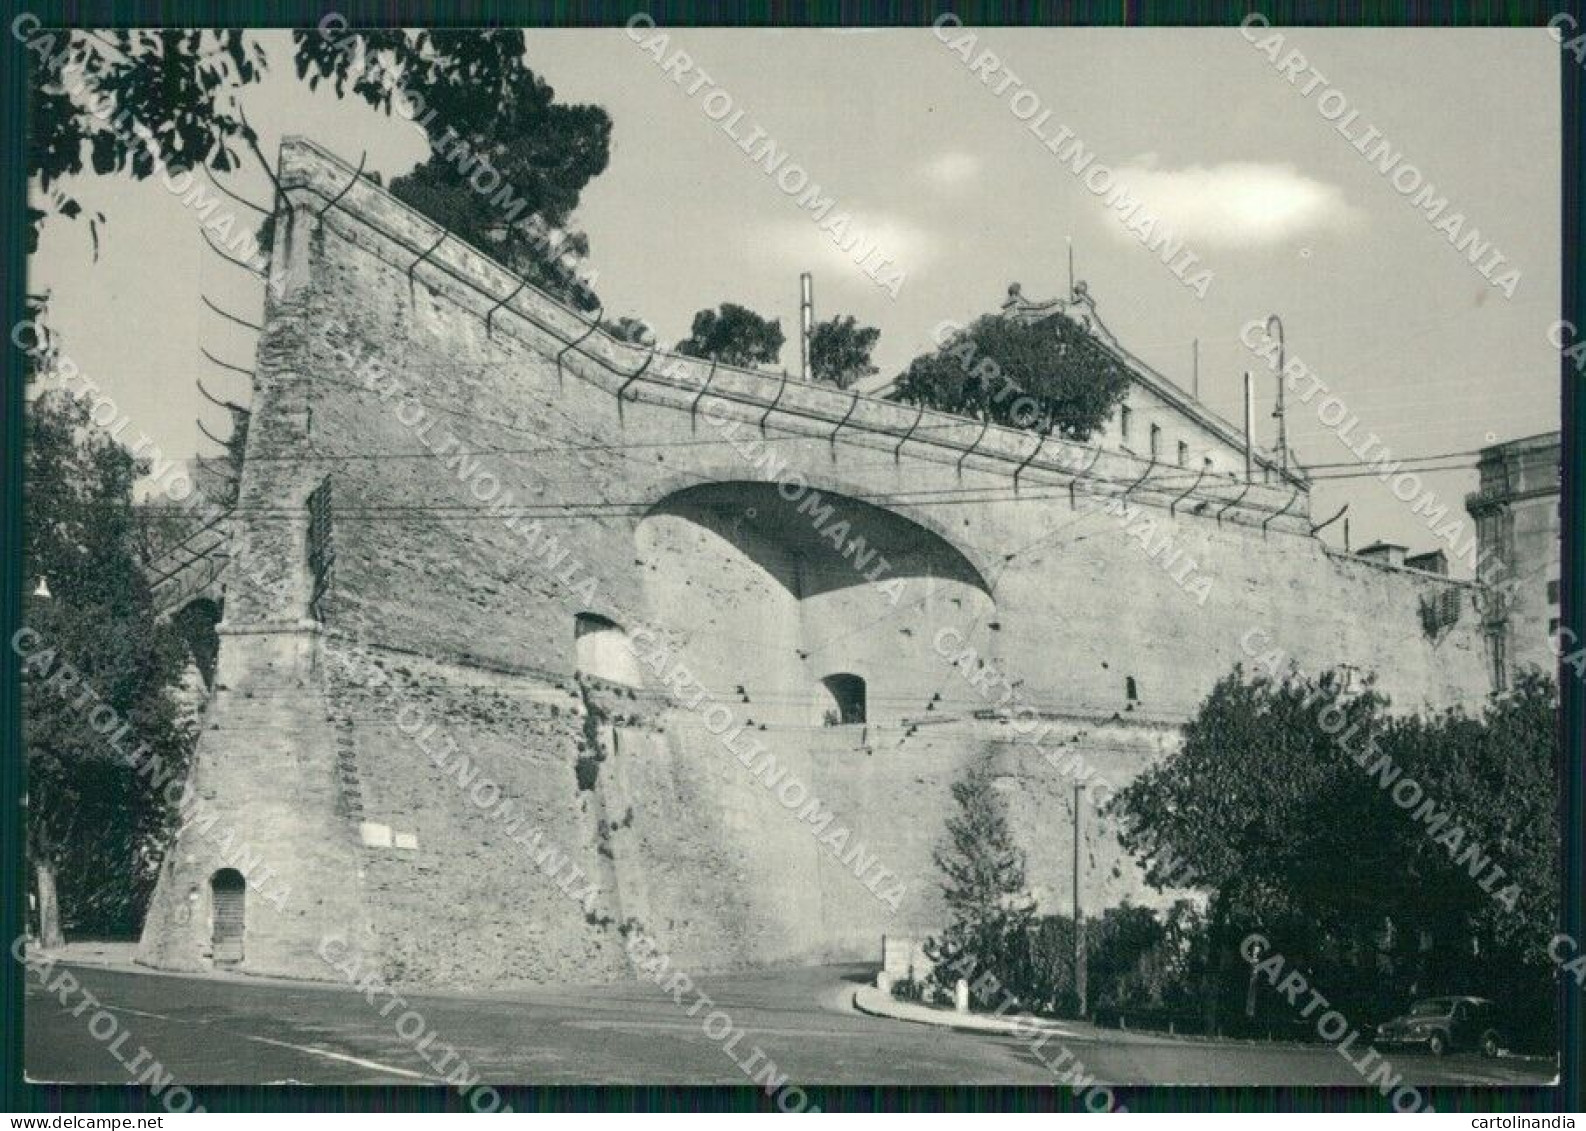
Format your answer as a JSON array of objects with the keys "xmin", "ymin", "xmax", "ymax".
[
  {"xmin": 1074, "ymin": 782, "xmax": 1087, "ymax": 1017},
  {"xmin": 1265, "ymin": 313, "xmax": 1289, "ymax": 474}
]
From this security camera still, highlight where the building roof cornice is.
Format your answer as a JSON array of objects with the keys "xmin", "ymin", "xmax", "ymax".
[{"xmin": 1001, "ymin": 281, "xmax": 1310, "ymax": 492}]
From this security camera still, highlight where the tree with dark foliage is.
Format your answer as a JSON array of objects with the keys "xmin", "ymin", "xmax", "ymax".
[
  {"xmin": 808, "ymin": 315, "xmax": 880, "ymax": 389},
  {"xmin": 22, "ymin": 313, "xmax": 192, "ymax": 943},
  {"xmin": 892, "ymin": 312, "xmax": 1131, "ymax": 440},
  {"xmin": 373, "ymin": 52, "xmax": 611, "ymax": 310},
  {"xmin": 924, "ymin": 763, "xmax": 1035, "ymax": 1008},
  {"xmin": 1111, "ymin": 664, "xmax": 1558, "ymax": 1042},
  {"xmin": 25, "ymin": 25, "xmax": 611, "ymax": 313},
  {"xmin": 23, "ymin": 26, "xmax": 264, "ymax": 253},
  {"xmin": 676, "ymin": 303, "xmax": 785, "ymax": 368},
  {"xmin": 602, "ymin": 316, "xmax": 657, "ymax": 346}
]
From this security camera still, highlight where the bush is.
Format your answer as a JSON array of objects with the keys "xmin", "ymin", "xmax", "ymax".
[
  {"xmin": 927, "ymin": 919, "xmax": 1028, "ymax": 1011},
  {"xmin": 1004, "ymin": 914, "xmax": 1080, "ymax": 1015},
  {"xmin": 928, "ymin": 902, "xmax": 1215, "ymax": 1024}
]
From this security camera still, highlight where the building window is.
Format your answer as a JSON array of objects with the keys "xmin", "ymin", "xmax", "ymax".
[
  {"xmin": 1119, "ymin": 405, "xmax": 1132, "ymax": 441},
  {"xmin": 820, "ymin": 673, "xmax": 866, "ymax": 725},
  {"xmin": 1547, "ymin": 579, "xmax": 1560, "ymax": 605},
  {"xmin": 305, "ymin": 476, "xmax": 335, "ymax": 623},
  {"xmin": 1149, "ymin": 424, "xmax": 1161, "ymax": 459},
  {"xmin": 1549, "ymin": 618, "xmax": 1560, "ymax": 637},
  {"xmin": 1177, "ymin": 441, "xmax": 1189, "ymax": 467},
  {"xmin": 1125, "ymin": 676, "xmax": 1139, "ymax": 702}
]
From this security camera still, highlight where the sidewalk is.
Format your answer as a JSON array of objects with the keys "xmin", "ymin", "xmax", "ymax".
[
  {"xmin": 852, "ymin": 983, "xmax": 1154, "ymax": 1044},
  {"xmin": 851, "ymin": 984, "xmax": 1560, "ymax": 1070},
  {"xmin": 851, "ymin": 985, "xmax": 1324, "ymax": 1049},
  {"xmin": 852, "ymin": 984, "xmax": 1296, "ymax": 1051},
  {"xmin": 20, "ymin": 939, "xmax": 334, "ymax": 992},
  {"xmin": 34, "ymin": 940, "xmax": 141, "ymax": 969}
]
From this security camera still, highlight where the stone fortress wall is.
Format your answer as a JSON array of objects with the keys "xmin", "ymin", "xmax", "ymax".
[{"xmin": 138, "ymin": 139, "xmax": 1496, "ymax": 988}]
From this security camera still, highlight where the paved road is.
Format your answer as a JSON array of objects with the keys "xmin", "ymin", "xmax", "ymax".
[{"xmin": 24, "ymin": 959, "xmax": 1555, "ymax": 1088}]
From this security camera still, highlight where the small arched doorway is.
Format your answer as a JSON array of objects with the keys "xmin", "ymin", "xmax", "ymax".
[
  {"xmin": 819, "ymin": 673, "xmax": 867, "ymax": 726},
  {"xmin": 210, "ymin": 868, "xmax": 246, "ymax": 966}
]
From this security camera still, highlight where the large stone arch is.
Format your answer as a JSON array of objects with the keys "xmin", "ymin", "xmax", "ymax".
[
  {"xmin": 636, "ymin": 480, "xmax": 995, "ymax": 727},
  {"xmin": 641, "ymin": 463, "xmax": 1002, "ymax": 598}
]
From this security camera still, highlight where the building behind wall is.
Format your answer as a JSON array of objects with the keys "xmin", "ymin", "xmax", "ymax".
[
  {"xmin": 999, "ymin": 282, "xmax": 1303, "ymax": 488},
  {"xmin": 1465, "ymin": 432, "xmax": 1562, "ymax": 687}
]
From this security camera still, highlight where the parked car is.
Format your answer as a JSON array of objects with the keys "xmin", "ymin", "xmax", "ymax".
[{"xmin": 1375, "ymin": 996, "xmax": 1502, "ymax": 1056}]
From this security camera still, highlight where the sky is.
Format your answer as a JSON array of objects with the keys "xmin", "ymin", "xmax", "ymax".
[{"xmin": 29, "ymin": 27, "xmax": 1563, "ymax": 570}]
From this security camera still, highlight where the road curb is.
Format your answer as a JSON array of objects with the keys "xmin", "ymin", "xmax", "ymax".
[
  {"xmin": 851, "ymin": 984, "xmax": 1096, "ymax": 1042},
  {"xmin": 851, "ymin": 986, "xmax": 1560, "ymax": 1077}
]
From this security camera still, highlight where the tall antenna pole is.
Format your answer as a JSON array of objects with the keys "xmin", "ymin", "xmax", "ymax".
[
  {"xmin": 1192, "ymin": 338, "xmax": 1199, "ymax": 400},
  {"xmin": 1243, "ymin": 370, "xmax": 1255, "ymax": 482},
  {"xmin": 799, "ymin": 272, "xmax": 813, "ymax": 382},
  {"xmin": 1266, "ymin": 314, "xmax": 1288, "ymax": 473},
  {"xmin": 1066, "ymin": 236, "xmax": 1074, "ymax": 296}
]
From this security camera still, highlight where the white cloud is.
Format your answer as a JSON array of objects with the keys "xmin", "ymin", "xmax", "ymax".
[
  {"xmin": 1098, "ymin": 160, "xmax": 1359, "ymax": 248},
  {"xmin": 921, "ymin": 151, "xmax": 981, "ymax": 187},
  {"xmin": 763, "ymin": 210, "xmax": 938, "ymax": 285}
]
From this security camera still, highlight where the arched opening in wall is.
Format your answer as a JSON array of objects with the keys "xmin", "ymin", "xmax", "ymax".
[
  {"xmin": 172, "ymin": 598, "xmax": 222, "ymax": 690},
  {"xmin": 819, "ymin": 674, "xmax": 866, "ymax": 726},
  {"xmin": 209, "ymin": 868, "xmax": 246, "ymax": 966},
  {"xmin": 637, "ymin": 481, "xmax": 994, "ymax": 727},
  {"xmin": 574, "ymin": 613, "xmax": 643, "ymax": 688}
]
